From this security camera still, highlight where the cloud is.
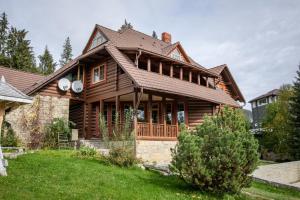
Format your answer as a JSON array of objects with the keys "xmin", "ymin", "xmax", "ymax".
[{"xmin": 1, "ymin": 0, "xmax": 299, "ymax": 109}]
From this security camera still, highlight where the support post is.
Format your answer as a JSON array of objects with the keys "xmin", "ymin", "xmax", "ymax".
[
  {"xmin": 159, "ymin": 62, "xmax": 163, "ymax": 75},
  {"xmin": 170, "ymin": 65, "xmax": 173, "ymax": 78},
  {"xmin": 147, "ymin": 58, "xmax": 151, "ymax": 72},
  {"xmin": 162, "ymin": 97, "xmax": 166, "ymax": 137},
  {"xmin": 87, "ymin": 103, "xmax": 92, "ymax": 139},
  {"xmin": 148, "ymin": 94, "xmax": 153, "ymax": 136},
  {"xmin": 180, "ymin": 67, "xmax": 183, "ymax": 80},
  {"xmin": 197, "ymin": 73, "xmax": 201, "ymax": 85},
  {"xmin": 133, "ymin": 92, "xmax": 138, "ymax": 137},
  {"xmin": 206, "ymin": 76, "xmax": 209, "ymax": 87},
  {"xmin": 115, "ymin": 95, "xmax": 120, "ymax": 113},
  {"xmin": 189, "ymin": 71, "xmax": 192, "ymax": 83}
]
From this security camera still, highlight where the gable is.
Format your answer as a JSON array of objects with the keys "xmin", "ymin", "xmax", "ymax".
[
  {"xmin": 83, "ymin": 26, "xmax": 108, "ymax": 53},
  {"xmin": 167, "ymin": 43, "xmax": 190, "ymax": 63}
]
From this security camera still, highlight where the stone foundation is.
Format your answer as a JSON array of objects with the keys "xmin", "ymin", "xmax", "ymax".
[
  {"xmin": 136, "ymin": 140, "xmax": 177, "ymax": 165},
  {"xmin": 5, "ymin": 95, "xmax": 70, "ymax": 145}
]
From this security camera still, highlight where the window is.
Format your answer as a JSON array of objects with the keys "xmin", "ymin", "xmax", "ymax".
[
  {"xmin": 152, "ymin": 103, "xmax": 159, "ymax": 123},
  {"xmin": 137, "ymin": 104, "xmax": 145, "ymax": 122},
  {"xmin": 252, "ymin": 102, "xmax": 257, "ymax": 108},
  {"xmin": 177, "ymin": 103, "xmax": 185, "ymax": 124},
  {"xmin": 170, "ymin": 48, "xmax": 182, "ymax": 61},
  {"xmin": 258, "ymin": 98, "xmax": 267, "ymax": 106},
  {"xmin": 166, "ymin": 103, "xmax": 172, "ymax": 124},
  {"xmin": 92, "ymin": 65, "xmax": 105, "ymax": 83},
  {"xmin": 89, "ymin": 32, "xmax": 106, "ymax": 50}
]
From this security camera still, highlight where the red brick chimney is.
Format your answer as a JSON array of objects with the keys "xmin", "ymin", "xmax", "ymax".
[{"xmin": 162, "ymin": 32, "xmax": 171, "ymax": 43}]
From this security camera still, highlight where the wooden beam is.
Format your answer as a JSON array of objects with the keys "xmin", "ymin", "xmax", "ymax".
[
  {"xmin": 197, "ymin": 74, "xmax": 201, "ymax": 85},
  {"xmin": 206, "ymin": 76, "xmax": 209, "ymax": 87},
  {"xmin": 115, "ymin": 95, "xmax": 120, "ymax": 113},
  {"xmin": 133, "ymin": 92, "xmax": 138, "ymax": 137},
  {"xmin": 189, "ymin": 71, "xmax": 192, "ymax": 83},
  {"xmin": 148, "ymin": 94, "xmax": 153, "ymax": 136},
  {"xmin": 83, "ymin": 103, "xmax": 87, "ymax": 138},
  {"xmin": 162, "ymin": 97, "xmax": 166, "ymax": 137},
  {"xmin": 87, "ymin": 103, "xmax": 92, "ymax": 139},
  {"xmin": 147, "ymin": 58, "xmax": 151, "ymax": 72},
  {"xmin": 180, "ymin": 67, "xmax": 183, "ymax": 80},
  {"xmin": 77, "ymin": 65, "xmax": 80, "ymax": 80},
  {"xmin": 170, "ymin": 65, "xmax": 173, "ymax": 78},
  {"xmin": 99, "ymin": 99, "xmax": 104, "ymax": 114},
  {"xmin": 159, "ymin": 62, "xmax": 163, "ymax": 75}
]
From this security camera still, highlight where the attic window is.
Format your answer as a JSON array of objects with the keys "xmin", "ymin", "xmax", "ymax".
[
  {"xmin": 89, "ymin": 32, "xmax": 106, "ymax": 50},
  {"xmin": 170, "ymin": 48, "xmax": 183, "ymax": 61}
]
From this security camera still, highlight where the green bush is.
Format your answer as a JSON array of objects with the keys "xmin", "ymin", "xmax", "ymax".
[
  {"xmin": 1, "ymin": 127, "xmax": 19, "ymax": 147},
  {"xmin": 44, "ymin": 118, "xmax": 75, "ymax": 148},
  {"xmin": 108, "ymin": 147, "xmax": 138, "ymax": 167},
  {"xmin": 75, "ymin": 147, "xmax": 97, "ymax": 158},
  {"xmin": 170, "ymin": 106, "xmax": 259, "ymax": 194}
]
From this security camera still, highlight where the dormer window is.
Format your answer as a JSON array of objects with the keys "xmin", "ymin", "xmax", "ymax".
[
  {"xmin": 170, "ymin": 48, "xmax": 183, "ymax": 61},
  {"xmin": 89, "ymin": 32, "xmax": 106, "ymax": 50}
]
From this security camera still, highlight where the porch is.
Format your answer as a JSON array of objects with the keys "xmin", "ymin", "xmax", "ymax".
[{"xmin": 83, "ymin": 89, "xmax": 193, "ymax": 141}]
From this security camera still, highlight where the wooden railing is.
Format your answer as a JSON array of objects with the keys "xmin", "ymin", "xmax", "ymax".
[{"xmin": 137, "ymin": 122, "xmax": 178, "ymax": 140}]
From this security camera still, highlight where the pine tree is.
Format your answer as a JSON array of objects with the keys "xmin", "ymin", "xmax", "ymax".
[
  {"xmin": 59, "ymin": 37, "xmax": 73, "ymax": 67},
  {"xmin": 0, "ymin": 12, "xmax": 8, "ymax": 55},
  {"xmin": 6, "ymin": 27, "xmax": 36, "ymax": 72},
  {"xmin": 0, "ymin": 12, "xmax": 10, "ymax": 66},
  {"xmin": 289, "ymin": 64, "xmax": 300, "ymax": 160},
  {"xmin": 119, "ymin": 19, "xmax": 133, "ymax": 32},
  {"xmin": 152, "ymin": 31, "xmax": 158, "ymax": 39},
  {"xmin": 38, "ymin": 46, "xmax": 56, "ymax": 75}
]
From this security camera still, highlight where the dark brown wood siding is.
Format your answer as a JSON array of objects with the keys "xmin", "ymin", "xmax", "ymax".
[
  {"xmin": 85, "ymin": 58, "xmax": 133, "ymax": 101},
  {"xmin": 38, "ymin": 79, "xmax": 83, "ymax": 99},
  {"xmin": 188, "ymin": 100, "xmax": 214, "ymax": 129}
]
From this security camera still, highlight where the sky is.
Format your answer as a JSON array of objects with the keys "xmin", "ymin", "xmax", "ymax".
[{"xmin": 1, "ymin": 0, "xmax": 300, "ymax": 109}]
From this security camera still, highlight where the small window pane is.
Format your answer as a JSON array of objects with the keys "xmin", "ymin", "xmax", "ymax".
[
  {"xmin": 99, "ymin": 65, "xmax": 105, "ymax": 80},
  {"xmin": 177, "ymin": 103, "xmax": 185, "ymax": 124},
  {"xmin": 137, "ymin": 104, "xmax": 145, "ymax": 122},
  {"xmin": 93, "ymin": 68, "xmax": 100, "ymax": 82}
]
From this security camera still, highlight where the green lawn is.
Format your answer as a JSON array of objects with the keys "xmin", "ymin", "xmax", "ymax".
[{"xmin": 0, "ymin": 151, "xmax": 299, "ymax": 200}]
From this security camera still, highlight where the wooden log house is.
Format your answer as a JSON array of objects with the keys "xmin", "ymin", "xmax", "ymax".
[{"xmin": 23, "ymin": 24, "xmax": 245, "ymax": 143}]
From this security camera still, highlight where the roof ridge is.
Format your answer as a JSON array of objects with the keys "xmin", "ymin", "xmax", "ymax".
[
  {"xmin": 209, "ymin": 64, "xmax": 227, "ymax": 70},
  {"xmin": 122, "ymin": 27, "xmax": 171, "ymax": 46},
  {"xmin": 0, "ymin": 66, "xmax": 45, "ymax": 77}
]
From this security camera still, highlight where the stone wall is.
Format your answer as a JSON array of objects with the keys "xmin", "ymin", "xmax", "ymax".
[
  {"xmin": 136, "ymin": 140, "xmax": 177, "ymax": 165},
  {"xmin": 5, "ymin": 95, "xmax": 70, "ymax": 145}
]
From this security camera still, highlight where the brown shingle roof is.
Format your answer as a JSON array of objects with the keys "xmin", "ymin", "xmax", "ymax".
[
  {"xmin": 209, "ymin": 64, "xmax": 245, "ymax": 103},
  {"xmin": 27, "ymin": 24, "xmax": 241, "ymax": 107},
  {"xmin": 0, "ymin": 66, "xmax": 45, "ymax": 92},
  {"xmin": 105, "ymin": 44, "xmax": 239, "ymax": 107}
]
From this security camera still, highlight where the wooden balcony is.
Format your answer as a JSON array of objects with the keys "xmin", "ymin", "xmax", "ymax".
[{"xmin": 136, "ymin": 122, "xmax": 178, "ymax": 140}]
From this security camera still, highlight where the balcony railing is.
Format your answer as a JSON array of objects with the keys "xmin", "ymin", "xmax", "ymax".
[{"xmin": 137, "ymin": 122, "xmax": 178, "ymax": 140}]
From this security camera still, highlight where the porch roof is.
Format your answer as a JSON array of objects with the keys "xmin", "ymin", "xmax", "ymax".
[{"xmin": 105, "ymin": 44, "xmax": 240, "ymax": 107}]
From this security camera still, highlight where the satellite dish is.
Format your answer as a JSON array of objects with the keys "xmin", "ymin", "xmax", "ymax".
[
  {"xmin": 58, "ymin": 78, "xmax": 71, "ymax": 91},
  {"xmin": 71, "ymin": 80, "xmax": 83, "ymax": 93}
]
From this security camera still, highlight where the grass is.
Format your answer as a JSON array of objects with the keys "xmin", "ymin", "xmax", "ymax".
[{"xmin": 0, "ymin": 150, "xmax": 299, "ymax": 200}]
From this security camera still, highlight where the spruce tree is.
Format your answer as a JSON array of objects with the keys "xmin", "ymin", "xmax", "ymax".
[
  {"xmin": 38, "ymin": 46, "xmax": 56, "ymax": 75},
  {"xmin": 0, "ymin": 12, "xmax": 10, "ymax": 66},
  {"xmin": 59, "ymin": 37, "xmax": 73, "ymax": 67},
  {"xmin": 289, "ymin": 64, "xmax": 300, "ymax": 160},
  {"xmin": 6, "ymin": 27, "xmax": 36, "ymax": 72},
  {"xmin": 0, "ymin": 12, "xmax": 8, "ymax": 55},
  {"xmin": 152, "ymin": 31, "xmax": 158, "ymax": 39},
  {"xmin": 119, "ymin": 19, "xmax": 133, "ymax": 32}
]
